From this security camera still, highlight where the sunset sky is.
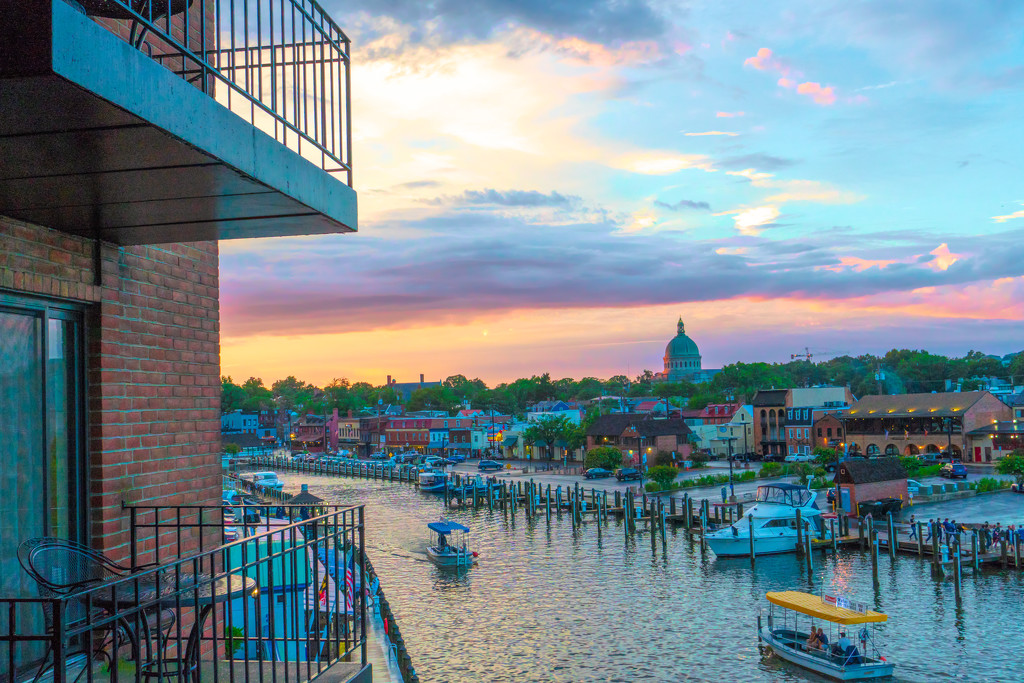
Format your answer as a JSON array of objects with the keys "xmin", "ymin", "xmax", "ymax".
[{"xmin": 220, "ymin": 1, "xmax": 1024, "ymax": 387}]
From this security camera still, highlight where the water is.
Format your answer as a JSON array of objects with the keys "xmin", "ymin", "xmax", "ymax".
[{"xmin": 280, "ymin": 473, "xmax": 1024, "ymax": 682}]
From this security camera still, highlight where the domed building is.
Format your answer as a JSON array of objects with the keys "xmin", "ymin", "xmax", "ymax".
[{"xmin": 654, "ymin": 318, "xmax": 719, "ymax": 383}]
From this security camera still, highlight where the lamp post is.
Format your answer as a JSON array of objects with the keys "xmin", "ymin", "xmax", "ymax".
[{"xmin": 714, "ymin": 435, "xmax": 739, "ymax": 501}]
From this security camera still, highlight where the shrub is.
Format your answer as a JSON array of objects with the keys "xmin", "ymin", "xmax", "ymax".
[
  {"xmin": 974, "ymin": 477, "xmax": 1011, "ymax": 493},
  {"xmin": 917, "ymin": 464, "xmax": 942, "ymax": 478},
  {"xmin": 809, "ymin": 476, "xmax": 832, "ymax": 489},
  {"xmin": 996, "ymin": 453, "xmax": 1024, "ymax": 488},
  {"xmin": 647, "ymin": 465, "xmax": 680, "ymax": 490},
  {"xmin": 689, "ymin": 452, "xmax": 710, "ymax": 469},
  {"xmin": 224, "ymin": 443, "xmax": 242, "ymax": 455},
  {"xmin": 759, "ymin": 462, "xmax": 783, "ymax": 477},
  {"xmin": 645, "ymin": 481, "xmax": 662, "ymax": 493},
  {"xmin": 736, "ymin": 470, "xmax": 757, "ymax": 482},
  {"xmin": 653, "ymin": 450, "xmax": 676, "ymax": 466},
  {"xmin": 585, "ymin": 446, "xmax": 623, "ymax": 471}
]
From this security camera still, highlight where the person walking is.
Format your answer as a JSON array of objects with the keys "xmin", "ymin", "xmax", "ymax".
[
  {"xmin": 924, "ymin": 519, "xmax": 934, "ymax": 543},
  {"xmin": 908, "ymin": 515, "xmax": 917, "ymax": 540}
]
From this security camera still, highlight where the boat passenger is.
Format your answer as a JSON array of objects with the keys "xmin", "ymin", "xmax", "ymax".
[
  {"xmin": 816, "ymin": 627, "xmax": 828, "ymax": 649},
  {"xmin": 805, "ymin": 629, "xmax": 820, "ymax": 651}
]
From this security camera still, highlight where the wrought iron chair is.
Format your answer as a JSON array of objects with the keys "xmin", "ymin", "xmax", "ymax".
[{"xmin": 18, "ymin": 537, "xmax": 176, "ymax": 682}]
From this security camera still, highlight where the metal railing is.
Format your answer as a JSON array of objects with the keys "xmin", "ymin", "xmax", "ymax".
[
  {"xmin": 75, "ymin": 0, "xmax": 352, "ymax": 182},
  {"xmin": 1, "ymin": 505, "xmax": 366, "ymax": 682}
]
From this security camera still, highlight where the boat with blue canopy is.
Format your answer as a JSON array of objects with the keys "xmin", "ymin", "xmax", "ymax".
[{"xmin": 426, "ymin": 520, "xmax": 476, "ymax": 567}]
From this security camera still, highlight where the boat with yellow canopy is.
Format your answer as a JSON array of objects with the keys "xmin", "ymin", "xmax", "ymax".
[{"xmin": 758, "ymin": 591, "xmax": 894, "ymax": 680}]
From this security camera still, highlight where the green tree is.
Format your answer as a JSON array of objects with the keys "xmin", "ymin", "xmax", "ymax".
[
  {"xmin": 584, "ymin": 446, "xmax": 623, "ymax": 470},
  {"xmin": 224, "ymin": 442, "xmax": 241, "ymax": 455},
  {"xmin": 407, "ymin": 385, "xmax": 460, "ymax": 413},
  {"xmin": 522, "ymin": 414, "xmax": 574, "ymax": 460},
  {"xmin": 647, "ymin": 465, "xmax": 679, "ymax": 489},
  {"xmin": 221, "ymin": 376, "xmax": 246, "ymax": 413},
  {"xmin": 995, "ymin": 451, "xmax": 1024, "ymax": 488},
  {"xmin": 241, "ymin": 377, "xmax": 274, "ymax": 411}
]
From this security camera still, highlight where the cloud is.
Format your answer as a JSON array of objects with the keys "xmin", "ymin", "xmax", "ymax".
[
  {"xmin": 716, "ymin": 206, "xmax": 780, "ymax": 236},
  {"xmin": 444, "ymin": 188, "xmax": 576, "ymax": 207},
  {"xmin": 726, "ymin": 168, "xmax": 774, "ymax": 182},
  {"xmin": 338, "ymin": 0, "xmax": 668, "ymax": 47},
  {"xmin": 684, "ymin": 131, "xmax": 739, "ymax": 136},
  {"xmin": 615, "ymin": 153, "xmax": 715, "ymax": 175},
  {"xmin": 655, "ymin": 198, "xmax": 711, "ymax": 212},
  {"xmin": 928, "ymin": 243, "xmax": 961, "ymax": 271},
  {"xmin": 718, "ymin": 154, "xmax": 797, "ymax": 171},
  {"xmin": 744, "ymin": 47, "xmax": 783, "ymax": 72},
  {"xmin": 795, "ymin": 81, "xmax": 836, "ymax": 105},
  {"xmin": 992, "ymin": 205, "xmax": 1024, "ymax": 223},
  {"xmin": 716, "ymin": 111, "xmax": 744, "ymax": 118}
]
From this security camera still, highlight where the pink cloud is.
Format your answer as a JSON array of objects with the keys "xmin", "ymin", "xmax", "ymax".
[
  {"xmin": 796, "ymin": 81, "xmax": 836, "ymax": 105},
  {"xmin": 716, "ymin": 111, "xmax": 745, "ymax": 118},
  {"xmin": 777, "ymin": 77, "xmax": 795, "ymax": 88},
  {"xmin": 744, "ymin": 47, "xmax": 779, "ymax": 71}
]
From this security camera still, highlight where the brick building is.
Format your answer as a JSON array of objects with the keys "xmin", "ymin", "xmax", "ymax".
[
  {"xmin": 813, "ymin": 413, "xmax": 846, "ymax": 450},
  {"xmin": 585, "ymin": 414, "xmax": 693, "ymax": 466},
  {"xmin": 752, "ymin": 389, "xmax": 789, "ymax": 459},
  {"xmin": 2, "ymin": 0, "xmax": 358, "ymax": 675},
  {"xmin": 834, "ymin": 458, "xmax": 908, "ymax": 515},
  {"xmin": 842, "ymin": 391, "xmax": 1011, "ymax": 459}
]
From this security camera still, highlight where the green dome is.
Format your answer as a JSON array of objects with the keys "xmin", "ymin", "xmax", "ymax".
[{"xmin": 665, "ymin": 318, "xmax": 700, "ymax": 358}]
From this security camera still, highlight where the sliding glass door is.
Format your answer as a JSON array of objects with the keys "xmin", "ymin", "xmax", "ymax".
[{"xmin": 0, "ymin": 297, "xmax": 86, "ymax": 599}]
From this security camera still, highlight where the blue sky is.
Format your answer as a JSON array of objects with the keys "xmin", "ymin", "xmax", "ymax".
[{"xmin": 219, "ymin": 0, "xmax": 1024, "ymax": 385}]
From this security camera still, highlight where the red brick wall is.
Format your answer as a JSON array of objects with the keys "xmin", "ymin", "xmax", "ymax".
[
  {"xmin": 1, "ymin": 217, "xmax": 221, "ymax": 561},
  {"xmin": 849, "ymin": 480, "xmax": 909, "ymax": 513}
]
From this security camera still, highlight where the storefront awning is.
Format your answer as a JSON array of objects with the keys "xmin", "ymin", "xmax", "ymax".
[{"xmin": 502, "ymin": 435, "xmax": 519, "ymax": 446}]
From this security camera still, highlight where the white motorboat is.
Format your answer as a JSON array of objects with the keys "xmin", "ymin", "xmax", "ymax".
[
  {"xmin": 418, "ymin": 469, "xmax": 448, "ymax": 493},
  {"xmin": 426, "ymin": 520, "xmax": 476, "ymax": 568},
  {"xmin": 758, "ymin": 590, "xmax": 894, "ymax": 680},
  {"xmin": 706, "ymin": 483, "xmax": 830, "ymax": 557}
]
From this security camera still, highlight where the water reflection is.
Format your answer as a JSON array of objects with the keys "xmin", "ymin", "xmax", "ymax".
[{"xmin": 282, "ymin": 474, "xmax": 1024, "ymax": 682}]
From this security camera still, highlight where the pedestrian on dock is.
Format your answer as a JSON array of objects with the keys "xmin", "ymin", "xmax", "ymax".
[
  {"xmin": 908, "ymin": 515, "xmax": 917, "ymax": 540},
  {"xmin": 925, "ymin": 519, "xmax": 934, "ymax": 543}
]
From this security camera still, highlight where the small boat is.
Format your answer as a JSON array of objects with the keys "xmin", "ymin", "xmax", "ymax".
[
  {"xmin": 758, "ymin": 591, "xmax": 894, "ymax": 680},
  {"xmin": 706, "ymin": 483, "xmax": 831, "ymax": 557},
  {"xmin": 426, "ymin": 520, "xmax": 476, "ymax": 567},
  {"xmin": 418, "ymin": 469, "xmax": 448, "ymax": 493}
]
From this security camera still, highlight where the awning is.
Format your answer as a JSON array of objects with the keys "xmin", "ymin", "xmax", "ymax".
[
  {"xmin": 533, "ymin": 440, "xmax": 549, "ymax": 448},
  {"xmin": 502, "ymin": 436, "xmax": 519, "ymax": 446},
  {"xmin": 766, "ymin": 591, "xmax": 887, "ymax": 625},
  {"xmin": 553, "ymin": 439, "xmax": 569, "ymax": 448},
  {"xmin": 427, "ymin": 521, "xmax": 470, "ymax": 535}
]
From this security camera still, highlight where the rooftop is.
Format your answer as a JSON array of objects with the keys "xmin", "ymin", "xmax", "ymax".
[{"xmin": 845, "ymin": 391, "xmax": 993, "ymax": 419}]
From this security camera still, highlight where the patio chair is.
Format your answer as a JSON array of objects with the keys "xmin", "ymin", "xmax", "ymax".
[{"xmin": 18, "ymin": 537, "xmax": 176, "ymax": 682}]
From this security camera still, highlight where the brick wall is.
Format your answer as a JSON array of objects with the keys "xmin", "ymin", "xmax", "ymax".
[
  {"xmin": 849, "ymin": 480, "xmax": 909, "ymax": 513},
  {"xmin": 1, "ymin": 217, "xmax": 221, "ymax": 561}
]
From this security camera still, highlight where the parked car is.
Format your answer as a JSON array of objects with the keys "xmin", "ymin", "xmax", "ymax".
[
  {"xmin": 784, "ymin": 453, "xmax": 815, "ymax": 463},
  {"xmin": 940, "ymin": 462, "xmax": 968, "ymax": 479},
  {"xmin": 478, "ymin": 460, "xmax": 503, "ymax": 471},
  {"xmin": 368, "ymin": 451, "xmax": 389, "ymax": 460},
  {"xmin": 615, "ymin": 468, "xmax": 641, "ymax": 481},
  {"xmin": 584, "ymin": 468, "xmax": 612, "ymax": 480},
  {"xmin": 915, "ymin": 453, "xmax": 942, "ymax": 466},
  {"xmin": 447, "ymin": 454, "xmax": 466, "ymax": 463}
]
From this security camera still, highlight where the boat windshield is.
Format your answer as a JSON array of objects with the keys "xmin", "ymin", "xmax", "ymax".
[{"xmin": 756, "ymin": 485, "xmax": 812, "ymax": 507}]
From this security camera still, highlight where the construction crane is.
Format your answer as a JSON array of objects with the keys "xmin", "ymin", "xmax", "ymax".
[{"xmin": 791, "ymin": 347, "xmax": 813, "ymax": 362}]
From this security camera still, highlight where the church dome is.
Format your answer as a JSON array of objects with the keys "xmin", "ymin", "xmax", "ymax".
[{"xmin": 665, "ymin": 319, "xmax": 700, "ymax": 358}]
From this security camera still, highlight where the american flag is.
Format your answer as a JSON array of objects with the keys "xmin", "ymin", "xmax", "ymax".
[{"xmin": 344, "ymin": 556, "xmax": 355, "ymax": 612}]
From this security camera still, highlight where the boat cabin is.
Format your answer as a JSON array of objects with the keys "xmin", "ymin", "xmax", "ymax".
[{"xmin": 755, "ymin": 483, "xmax": 815, "ymax": 507}]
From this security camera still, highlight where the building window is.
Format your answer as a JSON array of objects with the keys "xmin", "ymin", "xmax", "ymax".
[
  {"xmin": 827, "ymin": 427, "xmax": 833, "ymax": 438},
  {"xmin": 0, "ymin": 296, "xmax": 86, "ymax": 614},
  {"xmin": 885, "ymin": 444, "xmax": 899, "ymax": 456},
  {"xmin": 788, "ymin": 428, "xmax": 793, "ymax": 439},
  {"xmin": 866, "ymin": 444, "xmax": 880, "ymax": 456}
]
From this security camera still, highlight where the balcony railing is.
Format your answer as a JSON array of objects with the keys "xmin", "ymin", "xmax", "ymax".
[
  {"xmin": 76, "ymin": 0, "xmax": 352, "ymax": 182},
  {"xmin": 1, "ymin": 505, "xmax": 367, "ymax": 683}
]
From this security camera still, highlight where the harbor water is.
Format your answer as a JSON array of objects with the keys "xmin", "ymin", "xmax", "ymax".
[{"xmin": 280, "ymin": 473, "xmax": 1024, "ymax": 682}]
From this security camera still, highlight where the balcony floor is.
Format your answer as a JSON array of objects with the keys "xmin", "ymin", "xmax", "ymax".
[{"xmin": 35, "ymin": 657, "xmax": 369, "ymax": 683}]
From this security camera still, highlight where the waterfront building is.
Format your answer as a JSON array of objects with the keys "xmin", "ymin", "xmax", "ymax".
[
  {"xmin": 841, "ymin": 391, "xmax": 1011, "ymax": 459},
  {"xmin": 812, "ymin": 413, "xmax": 846, "ymax": 450},
  {"xmin": 966, "ymin": 421, "xmax": 1024, "ymax": 461},
  {"xmin": 834, "ymin": 458, "xmax": 908, "ymax": 514},
  {"xmin": 690, "ymin": 405, "xmax": 754, "ymax": 457},
  {"xmin": 291, "ymin": 410, "xmax": 340, "ymax": 453},
  {"xmin": 585, "ymin": 414, "xmax": 693, "ymax": 466},
  {"xmin": 385, "ymin": 373, "xmax": 442, "ymax": 401},
  {"xmin": 752, "ymin": 389, "xmax": 789, "ymax": 459},
  {"xmin": 0, "ymin": 0, "xmax": 369, "ymax": 676},
  {"xmin": 785, "ymin": 407, "xmax": 814, "ymax": 458},
  {"xmin": 753, "ymin": 387, "xmax": 853, "ymax": 459}
]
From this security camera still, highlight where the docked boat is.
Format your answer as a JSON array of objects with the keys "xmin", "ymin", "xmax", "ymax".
[
  {"xmin": 706, "ymin": 483, "xmax": 830, "ymax": 557},
  {"xmin": 238, "ymin": 470, "xmax": 285, "ymax": 491},
  {"xmin": 418, "ymin": 469, "xmax": 448, "ymax": 493},
  {"xmin": 758, "ymin": 590, "xmax": 894, "ymax": 680},
  {"xmin": 426, "ymin": 520, "xmax": 476, "ymax": 568}
]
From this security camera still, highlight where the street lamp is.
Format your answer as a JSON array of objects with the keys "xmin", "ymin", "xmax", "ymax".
[{"xmin": 714, "ymin": 435, "xmax": 739, "ymax": 501}]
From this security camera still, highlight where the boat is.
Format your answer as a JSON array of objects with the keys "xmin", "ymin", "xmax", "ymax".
[
  {"xmin": 758, "ymin": 590, "xmax": 894, "ymax": 680},
  {"xmin": 239, "ymin": 470, "xmax": 284, "ymax": 491},
  {"xmin": 418, "ymin": 469, "xmax": 448, "ymax": 493},
  {"xmin": 705, "ymin": 483, "xmax": 831, "ymax": 557},
  {"xmin": 426, "ymin": 520, "xmax": 476, "ymax": 567}
]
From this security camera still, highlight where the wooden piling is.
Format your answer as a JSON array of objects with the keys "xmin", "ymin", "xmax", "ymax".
[
  {"xmin": 795, "ymin": 509, "xmax": 804, "ymax": 555},
  {"xmin": 887, "ymin": 512, "xmax": 896, "ymax": 560},
  {"xmin": 972, "ymin": 532, "xmax": 980, "ymax": 572},
  {"xmin": 917, "ymin": 523, "xmax": 924, "ymax": 556},
  {"xmin": 660, "ymin": 500, "xmax": 667, "ymax": 550},
  {"xmin": 830, "ymin": 518, "xmax": 837, "ymax": 552},
  {"xmin": 871, "ymin": 528, "xmax": 879, "ymax": 583},
  {"xmin": 953, "ymin": 538, "xmax": 962, "ymax": 600},
  {"xmin": 805, "ymin": 523, "xmax": 812, "ymax": 574}
]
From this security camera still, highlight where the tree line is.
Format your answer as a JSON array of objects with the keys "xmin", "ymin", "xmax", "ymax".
[{"xmin": 221, "ymin": 347, "xmax": 1022, "ymax": 417}]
